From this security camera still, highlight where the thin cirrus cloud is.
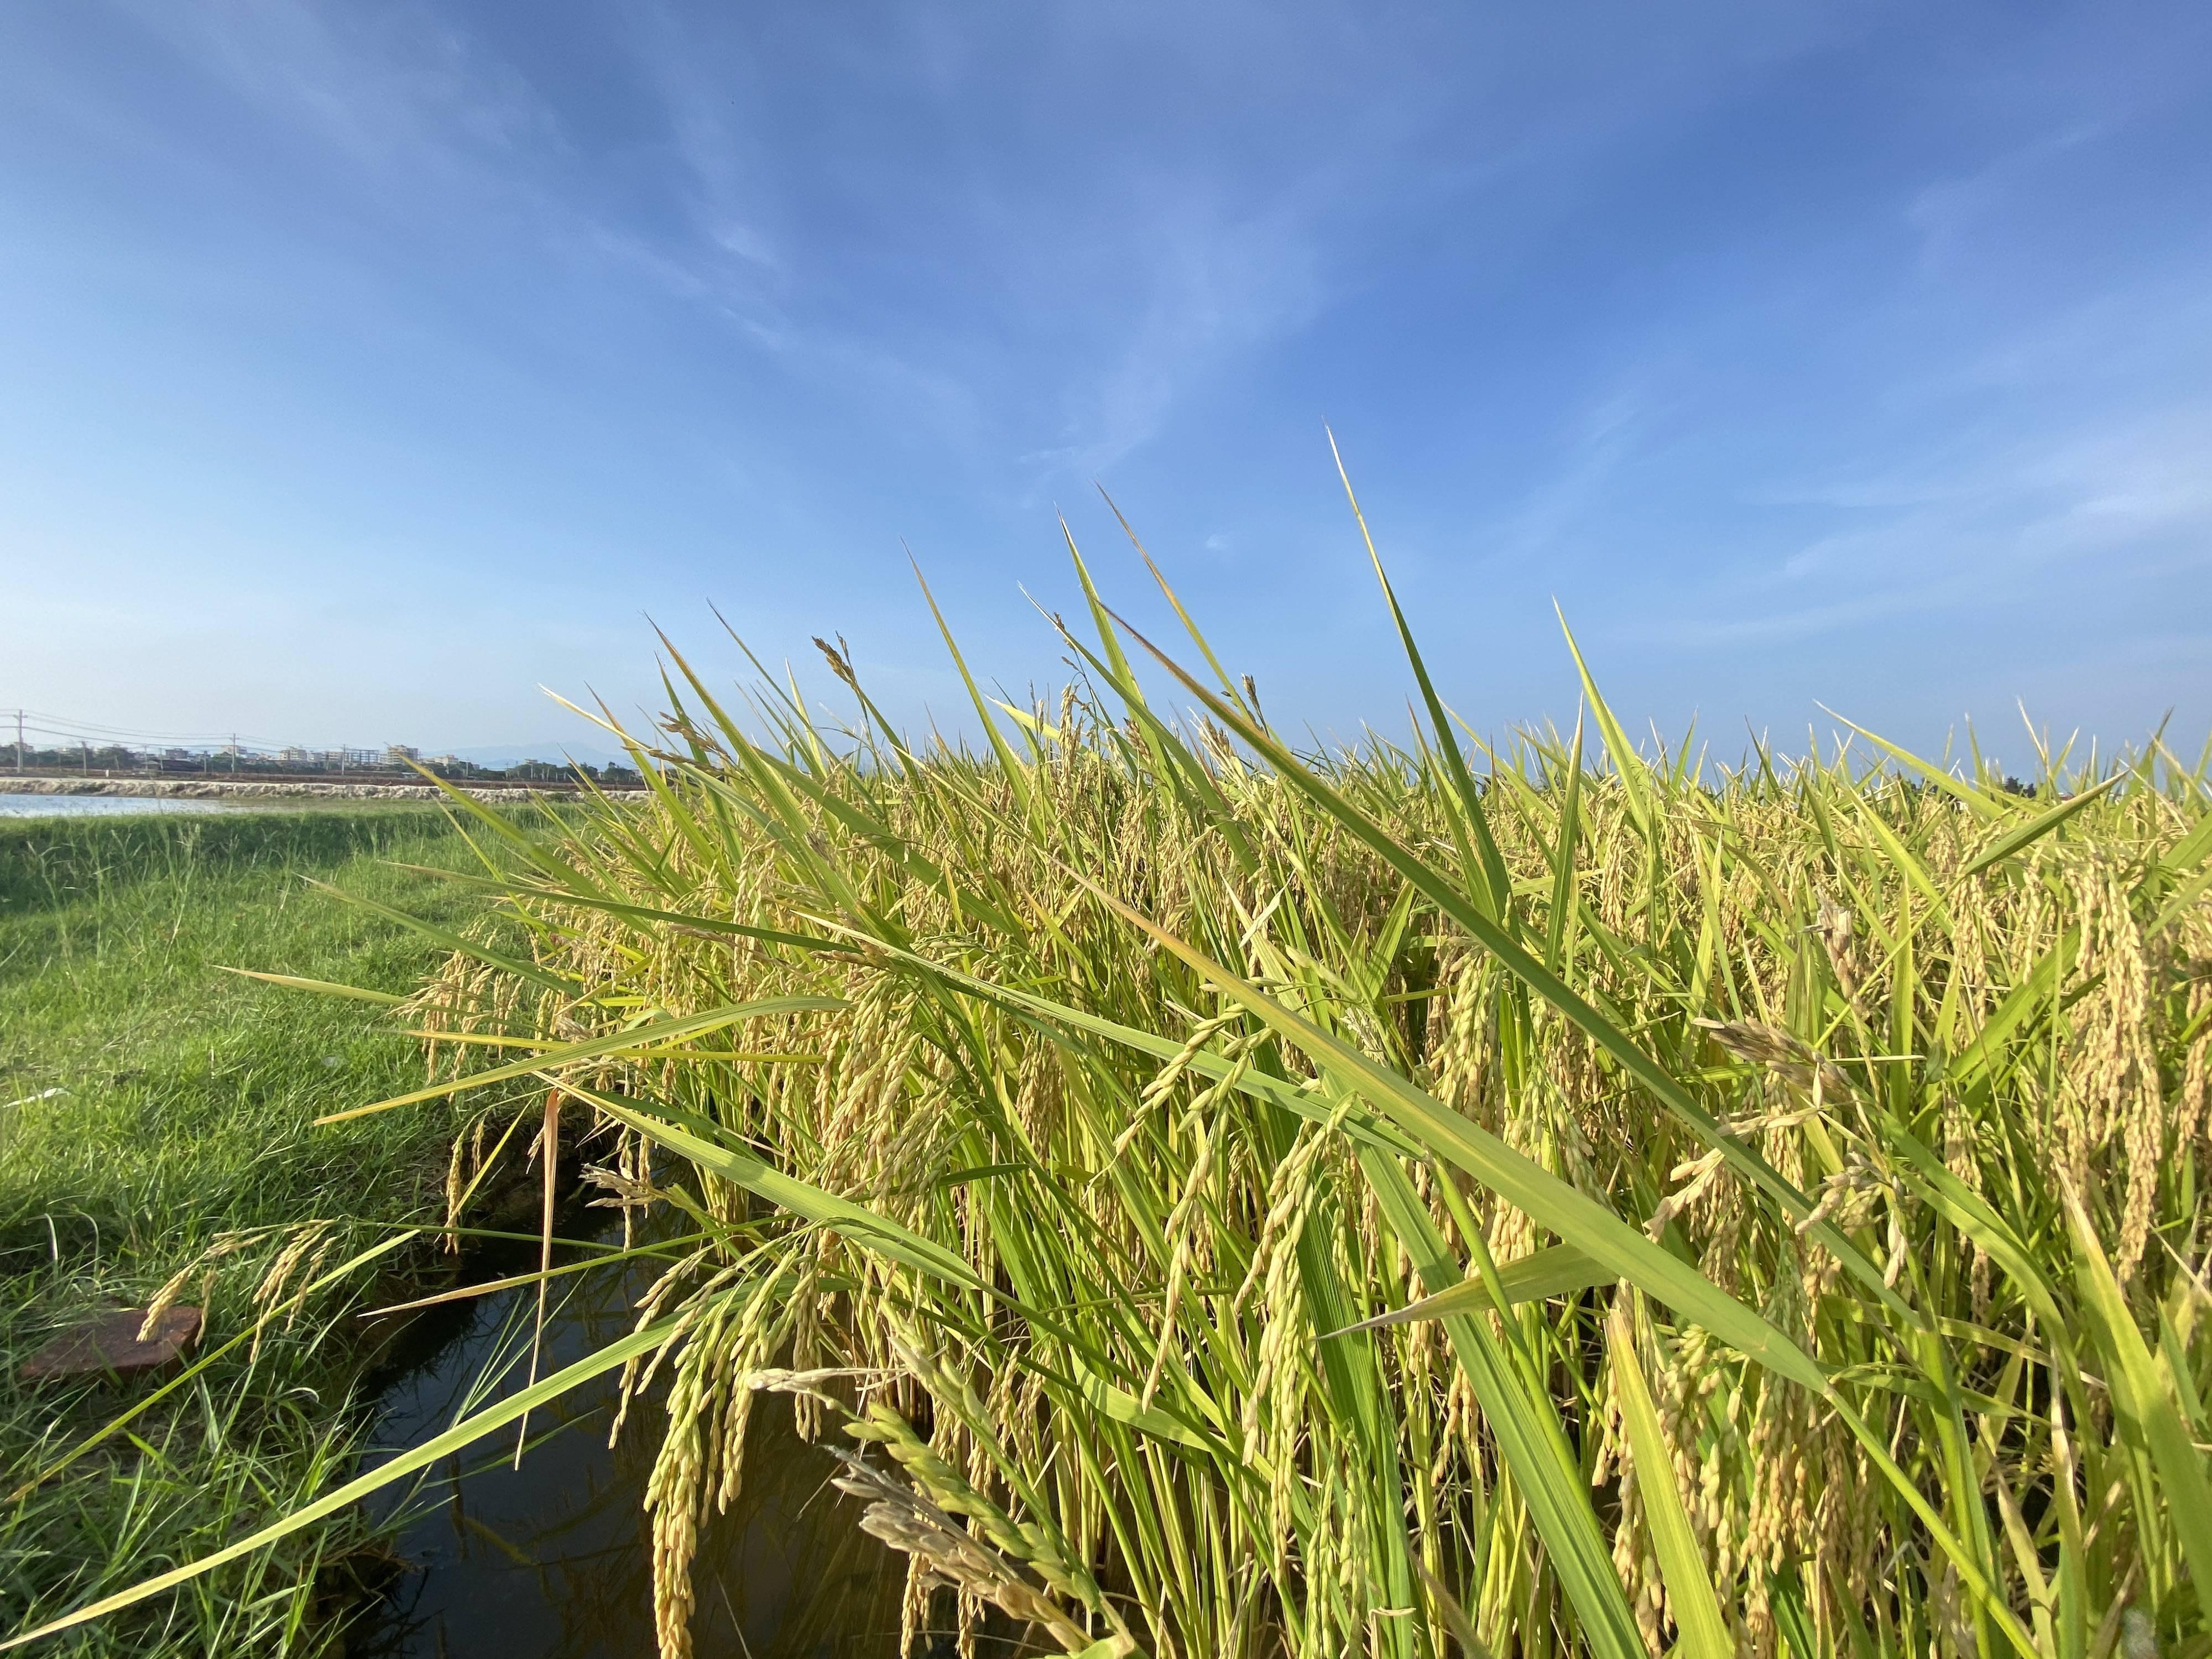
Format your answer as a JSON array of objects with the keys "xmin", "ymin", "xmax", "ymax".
[{"xmin": 0, "ymin": 0, "xmax": 2206, "ymax": 761}]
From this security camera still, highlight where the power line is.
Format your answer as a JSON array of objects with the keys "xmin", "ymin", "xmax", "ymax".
[
  {"xmin": 14, "ymin": 709, "xmax": 301, "ymax": 748},
  {"xmin": 5, "ymin": 721, "xmax": 383, "ymax": 765},
  {"xmin": 5, "ymin": 713, "xmax": 373, "ymax": 755},
  {"xmin": 15, "ymin": 724, "xmax": 277, "ymax": 755}
]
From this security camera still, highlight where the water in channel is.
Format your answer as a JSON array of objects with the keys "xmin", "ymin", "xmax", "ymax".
[{"xmin": 345, "ymin": 1209, "xmax": 913, "ymax": 1659}]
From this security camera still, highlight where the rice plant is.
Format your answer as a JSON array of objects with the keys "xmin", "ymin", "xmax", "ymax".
[{"xmin": 18, "ymin": 499, "xmax": 2211, "ymax": 1659}]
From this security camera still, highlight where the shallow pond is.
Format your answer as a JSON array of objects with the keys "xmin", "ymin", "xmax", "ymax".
[
  {"xmin": 345, "ymin": 1214, "xmax": 922, "ymax": 1658},
  {"xmin": 0, "ymin": 796, "xmax": 234, "ymax": 818}
]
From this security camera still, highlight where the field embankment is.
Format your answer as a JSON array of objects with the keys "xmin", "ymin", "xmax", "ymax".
[{"xmin": 0, "ymin": 808, "xmax": 507, "ymax": 1656}]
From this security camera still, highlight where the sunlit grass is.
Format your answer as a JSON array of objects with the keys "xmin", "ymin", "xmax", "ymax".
[{"xmin": 0, "ymin": 810, "xmax": 487, "ymax": 1657}]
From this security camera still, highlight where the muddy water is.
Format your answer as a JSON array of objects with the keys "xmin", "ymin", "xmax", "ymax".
[{"xmin": 344, "ymin": 1217, "xmax": 910, "ymax": 1659}]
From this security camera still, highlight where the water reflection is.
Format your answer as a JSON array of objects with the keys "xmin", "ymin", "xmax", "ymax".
[
  {"xmin": 347, "ymin": 1218, "xmax": 909, "ymax": 1658},
  {"xmin": 0, "ymin": 796, "xmax": 233, "ymax": 818}
]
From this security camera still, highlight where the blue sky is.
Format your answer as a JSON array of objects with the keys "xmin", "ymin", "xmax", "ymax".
[{"xmin": 2, "ymin": 2, "xmax": 2208, "ymax": 766}]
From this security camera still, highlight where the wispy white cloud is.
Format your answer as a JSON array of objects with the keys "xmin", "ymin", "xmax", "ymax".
[
  {"xmin": 1022, "ymin": 195, "xmax": 1329, "ymax": 482},
  {"xmin": 1479, "ymin": 385, "xmax": 1662, "ymax": 567},
  {"xmin": 116, "ymin": 0, "xmax": 561, "ymax": 180},
  {"xmin": 28, "ymin": 1, "xmax": 1874, "ymax": 497},
  {"xmin": 1906, "ymin": 121, "xmax": 2105, "ymax": 274},
  {"xmin": 1633, "ymin": 398, "xmax": 2212, "ymax": 647}
]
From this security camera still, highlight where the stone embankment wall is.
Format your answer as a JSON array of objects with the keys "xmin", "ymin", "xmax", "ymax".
[{"xmin": 0, "ymin": 776, "xmax": 604, "ymax": 803}]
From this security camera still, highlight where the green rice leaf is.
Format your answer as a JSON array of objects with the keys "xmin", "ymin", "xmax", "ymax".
[
  {"xmin": 2061, "ymin": 1182, "xmax": 2212, "ymax": 1625},
  {"xmin": 1817, "ymin": 707, "xmax": 2007, "ymax": 821},
  {"xmin": 212, "ymin": 966, "xmax": 406, "ymax": 1005},
  {"xmin": 1607, "ymin": 1300, "xmax": 1732, "ymax": 1659},
  {"xmin": 1325, "ymin": 1242, "xmax": 1613, "ymax": 1337},
  {"xmin": 313, "ymin": 996, "xmax": 846, "ymax": 1124},
  {"xmin": 1555, "ymin": 608, "xmax": 1653, "ymax": 843},
  {"xmin": 1958, "ymin": 773, "xmax": 2124, "ymax": 877},
  {"xmin": 1363, "ymin": 1150, "xmax": 1645, "ymax": 1659}
]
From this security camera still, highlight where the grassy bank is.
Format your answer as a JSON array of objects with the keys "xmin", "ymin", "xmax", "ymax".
[
  {"xmin": 347, "ymin": 583, "xmax": 2211, "ymax": 1659},
  {"xmin": 0, "ymin": 808, "xmax": 494, "ymax": 1656}
]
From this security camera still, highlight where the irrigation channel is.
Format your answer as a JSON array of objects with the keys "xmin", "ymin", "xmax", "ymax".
[{"xmin": 346, "ymin": 1196, "xmax": 933, "ymax": 1658}]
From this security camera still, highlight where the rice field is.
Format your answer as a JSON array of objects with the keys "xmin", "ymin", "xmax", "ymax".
[{"xmin": 22, "ymin": 523, "xmax": 2212, "ymax": 1659}]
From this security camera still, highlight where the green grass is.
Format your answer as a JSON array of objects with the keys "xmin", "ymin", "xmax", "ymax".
[{"xmin": 0, "ymin": 808, "xmax": 493, "ymax": 1657}]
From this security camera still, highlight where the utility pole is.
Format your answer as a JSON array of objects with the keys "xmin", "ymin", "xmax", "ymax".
[{"xmin": 13, "ymin": 709, "xmax": 21, "ymax": 773}]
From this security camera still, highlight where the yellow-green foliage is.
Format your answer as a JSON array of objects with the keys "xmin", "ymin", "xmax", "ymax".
[{"xmin": 395, "ymin": 589, "xmax": 2212, "ymax": 1659}]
